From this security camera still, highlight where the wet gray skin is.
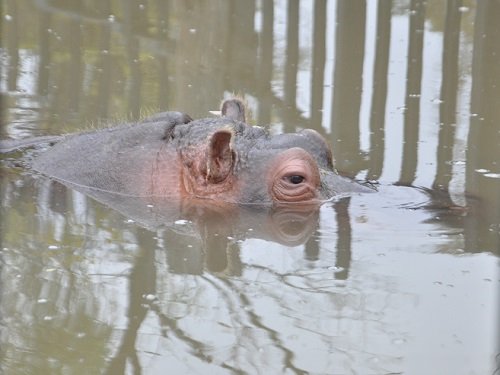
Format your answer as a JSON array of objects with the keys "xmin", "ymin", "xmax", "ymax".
[{"xmin": 28, "ymin": 99, "xmax": 373, "ymax": 205}]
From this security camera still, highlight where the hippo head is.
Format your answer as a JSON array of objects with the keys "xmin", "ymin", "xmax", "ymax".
[
  {"xmin": 32, "ymin": 99, "xmax": 372, "ymax": 206},
  {"xmin": 167, "ymin": 99, "xmax": 369, "ymax": 205}
]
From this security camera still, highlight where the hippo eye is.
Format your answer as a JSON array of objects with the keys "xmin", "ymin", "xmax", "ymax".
[{"xmin": 287, "ymin": 175, "xmax": 305, "ymax": 184}]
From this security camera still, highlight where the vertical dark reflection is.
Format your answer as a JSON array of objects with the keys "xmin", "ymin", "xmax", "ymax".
[
  {"xmin": 283, "ymin": 0, "xmax": 299, "ymax": 132},
  {"xmin": 465, "ymin": 0, "xmax": 500, "ymax": 255},
  {"xmin": 105, "ymin": 230, "xmax": 156, "ymax": 375},
  {"xmin": 156, "ymin": 1, "xmax": 171, "ymax": 110},
  {"xmin": 48, "ymin": 181, "xmax": 69, "ymax": 215},
  {"xmin": 304, "ymin": 232, "xmax": 320, "ymax": 261},
  {"xmin": 205, "ymin": 236, "xmax": 230, "ymax": 273},
  {"xmin": 0, "ymin": 94, "xmax": 5, "ymax": 135},
  {"xmin": 398, "ymin": 0, "xmax": 425, "ymax": 186},
  {"xmin": 334, "ymin": 199, "xmax": 351, "ymax": 280},
  {"xmin": 226, "ymin": 1, "xmax": 256, "ymax": 93},
  {"xmin": 164, "ymin": 231, "xmax": 204, "ymax": 275},
  {"xmin": 157, "ymin": 55, "xmax": 169, "ymax": 111},
  {"xmin": 123, "ymin": 0, "xmax": 144, "ymax": 118},
  {"xmin": 173, "ymin": 2, "xmax": 230, "ymax": 114},
  {"xmin": 310, "ymin": 0, "xmax": 327, "ymax": 129},
  {"xmin": 257, "ymin": 1, "xmax": 274, "ymax": 125},
  {"xmin": 95, "ymin": 0, "xmax": 112, "ymax": 119},
  {"xmin": 225, "ymin": 242, "xmax": 243, "ymax": 277},
  {"xmin": 432, "ymin": 0, "xmax": 462, "ymax": 194},
  {"xmin": 6, "ymin": 0, "xmax": 19, "ymax": 91},
  {"xmin": 37, "ymin": 8, "xmax": 51, "ymax": 96},
  {"xmin": 367, "ymin": 0, "xmax": 392, "ymax": 181},
  {"xmin": 331, "ymin": 0, "xmax": 366, "ymax": 176},
  {"xmin": 199, "ymin": 211, "xmax": 241, "ymax": 276},
  {"xmin": 67, "ymin": 0, "xmax": 83, "ymax": 112}
]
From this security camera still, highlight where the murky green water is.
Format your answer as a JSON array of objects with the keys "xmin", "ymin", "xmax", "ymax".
[{"xmin": 1, "ymin": 1, "xmax": 499, "ymax": 374}]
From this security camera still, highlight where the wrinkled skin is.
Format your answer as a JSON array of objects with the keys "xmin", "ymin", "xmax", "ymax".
[{"xmin": 31, "ymin": 99, "xmax": 373, "ymax": 205}]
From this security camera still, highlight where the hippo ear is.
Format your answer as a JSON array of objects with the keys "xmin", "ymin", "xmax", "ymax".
[
  {"xmin": 206, "ymin": 130, "xmax": 234, "ymax": 184},
  {"xmin": 221, "ymin": 99, "xmax": 246, "ymax": 122}
]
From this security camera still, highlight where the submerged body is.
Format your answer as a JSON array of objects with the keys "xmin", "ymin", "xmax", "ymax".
[{"xmin": 31, "ymin": 99, "xmax": 372, "ymax": 205}]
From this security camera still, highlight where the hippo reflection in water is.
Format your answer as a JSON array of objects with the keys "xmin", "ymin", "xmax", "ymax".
[{"xmin": 29, "ymin": 99, "xmax": 373, "ymax": 205}]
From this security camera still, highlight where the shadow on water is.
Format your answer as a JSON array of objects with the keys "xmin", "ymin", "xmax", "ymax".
[{"xmin": 1, "ymin": 0, "xmax": 499, "ymax": 374}]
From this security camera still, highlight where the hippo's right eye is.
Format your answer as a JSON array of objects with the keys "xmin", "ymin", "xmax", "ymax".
[
  {"xmin": 287, "ymin": 175, "xmax": 305, "ymax": 184},
  {"xmin": 269, "ymin": 148, "xmax": 321, "ymax": 203}
]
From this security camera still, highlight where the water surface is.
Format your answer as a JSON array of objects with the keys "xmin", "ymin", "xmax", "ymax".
[{"xmin": 1, "ymin": 1, "xmax": 499, "ymax": 374}]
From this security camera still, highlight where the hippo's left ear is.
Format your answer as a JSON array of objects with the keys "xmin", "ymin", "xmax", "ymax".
[
  {"xmin": 206, "ymin": 130, "xmax": 235, "ymax": 184},
  {"xmin": 221, "ymin": 98, "xmax": 246, "ymax": 122}
]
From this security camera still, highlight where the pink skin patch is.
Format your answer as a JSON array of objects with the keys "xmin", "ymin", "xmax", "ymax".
[{"xmin": 268, "ymin": 148, "xmax": 321, "ymax": 204}]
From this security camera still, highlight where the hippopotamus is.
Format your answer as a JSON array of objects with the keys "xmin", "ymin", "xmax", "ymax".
[{"xmin": 5, "ymin": 99, "xmax": 373, "ymax": 205}]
